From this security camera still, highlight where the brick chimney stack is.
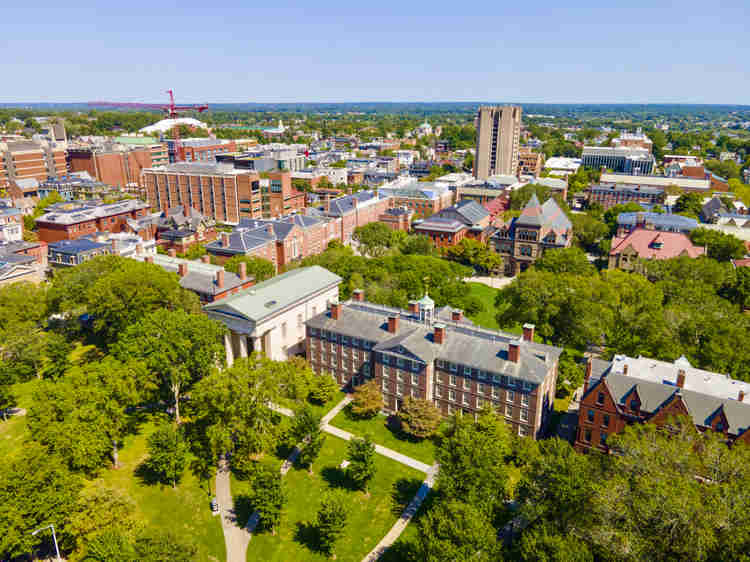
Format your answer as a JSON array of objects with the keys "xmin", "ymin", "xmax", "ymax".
[
  {"xmin": 451, "ymin": 309, "xmax": 463, "ymax": 322},
  {"xmin": 677, "ymin": 369, "xmax": 686, "ymax": 388},
  {"xmin": 623, "ymin": 364, "xmax": 629, "ymax": 375},
  {"xmin": 387, "ymin": 315, "xmax": 399, "ymax": 334},
  {"xmin": 238, "ymin": 262, "xmax": 247, "ymax": 281},
  {"xmin": 201, "ymin": 255, "xmax": 210, "ymax": 264},
  {"xmin": 221, "ymin": 232, "xmax": 230, "ymax": 247},
  {"xmin": 216, "ymin": 270, "xmax": 224, "ymax": 289},
  {"xmin": 136, "ymin": 243, "xmax": 143, "ymax": 256},
  {"xmin": 522, "ymin": 323, "xmax": 535, "ymax": 342},
  {"xmin": 434, "ymin": 323, "xmax": 446, "ymax": 344},
  {"xmin": 352, "ymin": 289, "xmax": 364, "ymax": 302},
  {"xmin": 168, "ymin": 248, "xmax": 177, "ymax": 258},
  {"xmin": 739, "ymin": 390, "xmax": 745, "ymax": 403},
  {"xmin": 408, "ymin": 300, "xmax": 419, "ymax": 315},
  {"xmin": 110, "ymin": 239, "xmax": 117, "ymax": 252},
  {"xmin": 508, "ymin": 339, "xmax": 520, "ymax": 363},
  {"xmin": 583, "ymin": 357, "xmax": 593, "ymax": 393},
  {"xmin": 331, "ymin": 302, "xmax": 342, "ymax": 320},
  {"xmin": 178, "ymin": 263, "xmax": 188, "ymax": 277},
  {"xmin": 145, "ymin": 256, "xmax": 154, "ymax": 264}
]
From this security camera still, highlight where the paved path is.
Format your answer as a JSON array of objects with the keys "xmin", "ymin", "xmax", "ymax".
[
  {"xmin": 215, "ymin": 459, "xmax": 251, "ymax": 562},
  {"xmin": 463, "ymin": 276, "xmax": 515, "ymax": 289},
  {"xmin": 3, "ymin": 407, "xmax": 26, "ymax": 417},
  {"xmin": 321, "ymin": 395, "xmax": 352, "ymax": 424},
  {"xmin": 361, "ymin": 464, "xmax": 438, "ymax": 562}
]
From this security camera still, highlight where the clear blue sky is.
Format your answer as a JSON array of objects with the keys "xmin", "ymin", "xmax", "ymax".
[{"xmin": 1, "ymin": 0, "xmax": 747, "ymax": 104}]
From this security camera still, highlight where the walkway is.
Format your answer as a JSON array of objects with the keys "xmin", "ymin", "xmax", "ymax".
[
  {"xmin": 361, "ymin": 464, "xmax": 439, "ymax": 562},
  {"xmin": 215, "ymin": 459, "xmax": 252, "ymax": 562},
  {"xmin": 463, "ymin": 276, "xmax": 514, "ymax": 289}
]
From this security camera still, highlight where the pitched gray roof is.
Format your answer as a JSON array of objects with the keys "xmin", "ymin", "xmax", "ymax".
[{"xmin": 452, "ymin": 200, "xmax": 490, "ymax": 225}]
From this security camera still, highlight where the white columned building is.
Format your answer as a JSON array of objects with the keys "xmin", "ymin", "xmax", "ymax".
[{"xmin": 204, "ymin": 266, "xmax": 342, "ymax": 364}]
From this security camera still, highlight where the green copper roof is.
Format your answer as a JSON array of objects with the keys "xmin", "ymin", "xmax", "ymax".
[{"xmin": 114, "ymin": 136, "xmax": 160, "ymax": 145}]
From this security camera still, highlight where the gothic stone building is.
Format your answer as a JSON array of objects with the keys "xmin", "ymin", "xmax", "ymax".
[
  {"xmin": 305, "ymin": 291, "xmax": 562, "ymax": 439},
  {"xmin": 576, "ymin": 354, "xmax": 750, "ymax": 452},
  {"xmin": 491, "ymin": 194, "xmax": 572, "ymax": 276}
]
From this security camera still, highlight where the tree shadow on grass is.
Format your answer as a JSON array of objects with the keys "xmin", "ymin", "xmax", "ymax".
[
  {"xmin": 134, "ymin": 459, "xmax": 162, "ymax": 486},
  {"xmin": 378, "ymin": 539, "xmax": 420, "ymax": 562},
  {"xmin": 390, "ymin": 477, "xmax": 423, "ymax": 517},
  {"xmin": 233, "ymin": 494, "xmax": 255, "ymax": 528},
  {"xmin": 294, "ymin": 521, "xmax": 325, "ymax": 555},
  {"xmin": 320, "ymin": 465, "xmax": 358, "ymax": 491}
]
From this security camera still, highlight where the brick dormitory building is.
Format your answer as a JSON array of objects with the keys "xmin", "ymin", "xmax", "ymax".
[
  {"xmin": 305, "ymin": 290, "xmax": 563, "ymax": 438},
  {"xmin": 575, "ymin": 355, "xmax": 750, "ymax": 452}
]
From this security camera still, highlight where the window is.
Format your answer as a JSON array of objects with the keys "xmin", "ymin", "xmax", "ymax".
[
  {"xmin": 478, "ymin": 383, "xmax": 485, "ymax": 395},
  {"xmin": 587, "ymin": 409, "xmax": 595, "ymax": 423},
  {"xmin": 321, "ymin": 352, "xmax": 328, "ymax": 364},
  {"xmin": 449, "ymin": 375, "xmax": 457, "ymax": 387},
  {"xmin": 501, "ymin": 375, "xmax": 509, "ymax": 386},
  {"xmin": 435, "ymin": 386, "xmax": 442, "ymax": 398},
  {"xmin": 507, "ymin": 390, "xmax": 515, "ymax": 403},
  {"xmin": 397, "ymin": 384, "xmax": 404, "ymax": 396},
  {"xmin": 411, "ymin": 374, "xmax": 419, "ymax": 385},
  {"xmin": 450, "ymin": 363, "xmax": 457, "ymax": 372},
  {"xmin": 297, "ymin": 313, "xmax": 303, "ymax": 328},
  {"xmin": 449, "ymin": 390, "xmax": 456, "ymax": 402},
  {"xmin": 478, "ymin": 370, "xmax": 486, "ymax": 380},
  {"xmin": 492, "ymin": 386, "xmax": 500, "ymax": 398},
  {"xmin": 600, "ymin": 432, "xmax": 607, "ymax": 446},
  {"xmin": 519, "ymin": 425, "xmax": 529, "ymax": 437},
  {"xmin": 281, "ymin": 322, "xmax": 287, "ymax": 338},
  {"xmin": 411, "ymin": 388, "xmax": 419, "ymax": 398},
  {"xmin": 520, "ymin": 408, "xmax": 529, "ymax": 422},
  {"xmin": 597, "ymin": 392, "xmax": 605, "ymax": 405},
  {"xmin": 463, "ymin": 378, "xmax": 471, "ymax": 390},
  {"xmin": 505, "ymin": 404, "xmax": 513, "ymax": 417},
  {"xmin": 382, "ymin": 367, "xmax": 390, "ymax": 378},
  {"xmin": 464, "ymin": 366, "xmax": 471, "ymax": 375},
  {"xmin": 342, "ymin": 336, "xmax": 350, "ymax": 345},
  {"xmin": 382, "ymin": 355, "xmax": 390, "ymax": 365},
  {"xmin": 477, "ymin": 398, "xmax": 483, "ymax": 408},
  {"xmin": 463, "ymin": 393, "xmax": 470, "ymax": 406},
  {"xmin": 397, "ymin": 357, "xmax": 405, "ymax": 368},
  {"xmin": 382, "ymin": 380, "xmax": 388, "ymax": 392},
  {"xmin": 493, "ymin": 374, "xmax": 501, "ymax": 383},
  {"xmin": 508, "ymin": 377, "xmax": 516, "ymax": 388},
  {"xmin": 584, "ymin": 429, "xmax": 592, "ymax": 442},
  {"xmin": 521, "ymin": 394, "xmax": 529, "ymax": 407},
  {"xmin": 603, "ymin": 414, "xmax": 610, "ymax": 428},
  {"xmin": 630, "ymin": 399, "xmax": 639, "ymax": 411},
  {"xmin": 396, "ymin": 371, "xmax": 404, "ymax": 382}
]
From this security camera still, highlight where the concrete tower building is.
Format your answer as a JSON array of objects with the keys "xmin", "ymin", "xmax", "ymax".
[{"xmin": 473, "ymin": 105, "xmax": 522, "ymax": 180}]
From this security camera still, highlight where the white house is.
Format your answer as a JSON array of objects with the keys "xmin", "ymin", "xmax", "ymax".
[{"xmin": 204, "ymin": 266, "xmax": 342, "ymax": 363}]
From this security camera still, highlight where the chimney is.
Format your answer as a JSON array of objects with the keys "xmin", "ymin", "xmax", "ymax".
[
  {"xmin": 352, "ymin": 288, "xmax": 364, "ymax": 302},
  {"xmin": 623, "ymin": 364, "xmax": 628, "ymax": 375},
  {"xmin": 387, "ymin": 315, "xmax": 399, "ymax": 334},
  {"xmin": 434, "ymin": 323, "xmax": 446, "ymax": 344},
  {"xmin": 216, "ymin": 270, "xmax": 224, "ymax": 289},
  {"xmin": 508, "ymin": 339, "xmax": 520, "ymax": 363},
  {"xmin": 221, "ymin": 232, "xmax": 230, "ymax": 247},
  {"xmin": 201, "ymin": 254, "xmax": 210, "ymax": 264},
  {"xmin": 178, "ymin": 262, "xmax": 188, "ymax": 277},
  {"xmin": 522, "ymin": 323, "xmax": 535, "ymax": 342},
  {"xmin": 583, "ymin": 357, "xmax": 593, "ymax": 393},
  {"xmin": 331, "ymin": 302, "xmax": 342, "ymax": 320},
  {"xmin": 408, "ymin": 300, "xmax": 419, "ymax": 315},
  {"xmin": 677, "ymin": 369, "xmax": 686, "ymax": 388},
  {"xmin": 168, "ymin": 248, "xmax": 177, "ymax": 258},
  {"xmin": 266, "ymin": 224, "xmax": 274, "ymax": 235},
  {"xmin": 145, "ymin": 256, "xmax": 154, "ymax": 264},
  {"xmin": 136, "ymin": 243, "xmax": 143, "ymax": 255},
  {"xmin": 110, "ymin": 239, "xmax": 117, "ymax": 252},
  {"xmin": 451, "ymin": 309, "xmax": 463, "ymax": 322},
  {"xmin": 238, "ymin": 262, "xmax": 247, "ymax": 281},
  {"xmin": 739, "ymin": 390, "xmax": 745, "ymax": 403}
]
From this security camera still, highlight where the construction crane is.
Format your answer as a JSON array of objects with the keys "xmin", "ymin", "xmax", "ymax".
[{"xmin": 88, "ymin": 90, "xmax": 209, "ymax": 162}]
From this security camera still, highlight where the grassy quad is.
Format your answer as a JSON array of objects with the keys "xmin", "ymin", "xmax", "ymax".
[
  {"xmin": 464, "ymin": 282, "xmax": 502, "ymax": 330},
  {"xmin": 90, "ymin": 418, "xmax": 226, "ymax": 562},
  {"xmin": 329, "ymin": 407, "xmax": 439, "ymax": 466},
  {"xmin": 240, "ymin": 434, "xmax": 424, "ymax": 562}
]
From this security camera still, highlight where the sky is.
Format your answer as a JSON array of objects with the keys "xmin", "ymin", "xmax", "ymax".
[{"xmin": 1, "ymin": 0, "xmax": 748, "ymax": 104}]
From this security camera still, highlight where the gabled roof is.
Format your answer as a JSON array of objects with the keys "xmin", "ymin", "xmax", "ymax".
[
  {"xmin": 447, "ymin": 200, "xmax": 490, "ymax": 225},
  {"xmin": 610, "ymin": 228, "xmax": 705, "ymax": 259},
  {"xmin": 515, "ymin": 193, "xmax": 543, "ymax": 227}
]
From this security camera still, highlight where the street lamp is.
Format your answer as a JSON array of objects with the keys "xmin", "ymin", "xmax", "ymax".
[{"xmin": 31, "ymin": 524, "xmax": 61, "ymax": 562}]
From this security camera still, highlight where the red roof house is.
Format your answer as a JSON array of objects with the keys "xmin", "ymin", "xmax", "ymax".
[{"xmin": 608, "ymin": 228, "xmax": 705, "ymax": 270}]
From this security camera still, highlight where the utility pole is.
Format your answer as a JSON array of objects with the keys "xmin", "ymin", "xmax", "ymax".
[{"xmin": 31, "ymin": 524, "xmax": 61, "ymax": 562}]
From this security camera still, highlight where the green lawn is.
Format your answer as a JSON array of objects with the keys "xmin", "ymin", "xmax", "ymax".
[
  {"xmin": 95, "ymin": 419, "xmax": 225, "ymax": 562},
  {"xmin": 277, "ymin": 390, "xmax": 348, "ymax": 421},
  {"xmin": 329, "ymin": 407, "xmax": 438, "ymax": 466},
  {"xmin": 0, "ymin": 414, "xmax": 28, "ymax": 459},
  {"xmin": 465, "ymin": 282, "xmax": 501, "ymax": 330},
  {"xmin": 242, "ymin": 434, "xmax": 423, "ymax": 562}
]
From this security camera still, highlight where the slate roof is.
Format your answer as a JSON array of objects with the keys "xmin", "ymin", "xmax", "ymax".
[
  {"xmin": 306, "ymin": 300, "xmax": 562, "ymax": 384},
  {"xmin": 617, "ymin": 212, "xmax": 698, "ymax": 232},
  {"xmin": 205, "ymin": 227, "xmax": 275, "ymax": 255},
  {"xmin": 448, "ymin": 200, "xmax": 490, "ymax": 225},
  {"xmin": 160, "ymin": 206, "xmax": 213, "ymax": 231},
  {"xmin": 413, "ymin": 217, "xmax": 465, "ymax": 233},
  {"xmin": 37, "ymin": 199, "xmax": 148, "ymax": 226},
  {"xmin": 325, "ymin": 190, "xmax": 387, "ymax": 217},
  {"xmin": 496, "ymin": 195, "xmax": 572, "ymax": 245},
  {"xmin": 204, "ymin": 266, "xmax": 342, "ymax": 323},
  {"xmin": 610, "ymin": 228, "xmax": 705, "ymax": 259},
  {"xmin": 586, "ymin": 354, "xmax": 750, "ymax": 437},
  {"xmin": 48, "ymin": 239, "xmax": 109, "ymax": 255}
]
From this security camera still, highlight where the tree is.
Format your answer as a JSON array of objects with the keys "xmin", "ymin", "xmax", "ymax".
[
  {"xmin": 353, "ymin": 222, "xmax": 395, "ymax": 257},
  {"xmin": 673, "ymin": 192, "xmax": 704, "ymax": 218},
  {"xmin": 292, "ymin": 406, "xmax": 326, "ymax": 473},
  {"xmin": 534, "ymin": 247, "xmax": 596, "ymax": 276},
  {"xmin": 510, "ymin": 183, "xmax": 551, "ymax": 210},
  {"xmin": 436, "ymin": 408, "xmax": 512, "ymax": 518},
  {"xmin": 416, "ymin": 500, "xmax": 500, "ymax": 562},
  {"xmin": 570, "ymin": 213, "xmax": 608, "ymax": 253},
  {"xmin": 189, "ymin": 354, "xmax": 285, "ymax": 468},
  {"xmin": 69, "ymin": 484, "xmax": 139, "ymax": 554},
  {"xmin": 0, "ymin": 382, "xmax": 14, "ymax": 420},
  {"xmin": 277, "ymin": 356, "xmax": 316, "ymax": 404},
  {"xmin": 0, "ymin": 444, "xmax": 82, "ymax": 559},
  {"xmin": 223, "ymin": 255, "xmax": 276, "ymax": 282},
  {"xmin": 350, "ymin": 379, "xmax": 382, "ymax": 418},
  {"xmin": 146, "ymin": 423, "xmax": 189, "ymax": 488},
  {"xmin": 315, "ymin": 490, "xmax": 349, "ymax": 558},
  {"xmin": 81, "ymin": 528, "xmax": 137, "ymax": 562},
  {"xmin": 309, "ymin": 372, "xmax": 340, "ymax": 405},
  {"xmin": 347, "ymin": 435, "xmax": 376, "ymax": 494},
  {"xmin": 115, "ymin": 309, "xmax": 226, "ymax": 424},
  {"xmin": 602, "ymin": 202, "xmax": 644, "ymax": 236},
  {"xmin": 400, "ymin": 234, "xmax": 434, "ymax": 255},
  {"xmin": 85, "ymin": 259, "xmax": 200, "ymax": 342},
  {"xmin": 250, "ymin": 465, "xmax": 286, "ymax": 534},
  {"xmin": 398, "ymin": 396, "xmax": 441, "ymax": 439},
  {"xmin": 517, "ymin": 522, "xmax": 593, "ymax": 562},
  {"xmin": 690, "ymin": 228, "xmax": 746, "ymax": 262},
  {"xmin": 443, "ymin": 238, "xmax": 503, "ymax": 275},
  {"xmin": 135, "ymin": 529, "xmax": 198, "ymax": 562}
]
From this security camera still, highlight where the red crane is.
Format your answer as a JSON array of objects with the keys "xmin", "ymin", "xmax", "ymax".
[{"xmin": 88, "ymin": 90, "xmax": 209, "ymax": 162}]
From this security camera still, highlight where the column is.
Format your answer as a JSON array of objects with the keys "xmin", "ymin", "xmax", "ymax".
[
  {"xmin": 224, "ymin": 332, "xmax": 234, "ymax": 367},
  {"xmin": 238, "ymin": 333, "xmax": 248, "ymax": 358},
  {"xmin": 251, "ymin": 336, "xmax": 262, "ymax": 356}
]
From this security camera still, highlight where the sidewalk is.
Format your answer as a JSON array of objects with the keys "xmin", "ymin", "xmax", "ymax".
[{"xmin": 215, "ymin": 459, "xmax": 251, "ymax": 562}]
